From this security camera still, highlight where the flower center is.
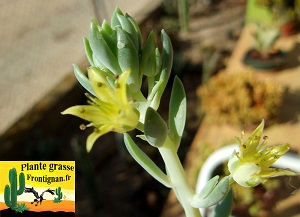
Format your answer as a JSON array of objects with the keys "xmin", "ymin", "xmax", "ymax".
[{"xmin": 232, "ymin": 162, "xmax": 261, "ymax": 187}]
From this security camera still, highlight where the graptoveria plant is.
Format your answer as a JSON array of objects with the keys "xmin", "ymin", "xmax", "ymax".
[{"xmin": 62, "ymin": 8, "xmax": 296, "ymax": 217}]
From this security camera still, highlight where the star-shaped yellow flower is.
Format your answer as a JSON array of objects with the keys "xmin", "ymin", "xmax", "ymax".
[
  {"xmin": 228, "ymin": 120, "xmax": 296, "ymax": 187},
  {"xmin": 62, "ymin": 67, "xmax": 139, "ymax": 152}
]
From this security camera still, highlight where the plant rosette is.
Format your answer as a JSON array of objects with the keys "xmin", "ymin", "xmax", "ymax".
[{"xmin": 243, "ymin": 48, "xmax": 287, "ymax": 70}]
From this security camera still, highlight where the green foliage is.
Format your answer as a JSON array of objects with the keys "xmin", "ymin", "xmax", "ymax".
[
  {"xmin": 4, "ymin": 168, "xmax": 25, "ymax": 210},
  {"xmin": 251, "ymin": 24, "xmax": 280, "ymax": 56},
  {"xmin": 123, "ymin": 133, "xmax": 171, "ymax": 187},
  {"xmin": 144, "ymin": 107, "xmax": 168, "ymax": 148},
  {"xmin": 208, "ymin": 189, "xmax": 233, "ymax": 217},
  {"xmin": 53, "ymin": 187, "xmax": 63, "ymax": 203},
  {"xmin": 14, "ymin": 203, "xmax": 29, "ymax": 213},
  {"xmin": 256, "ymin": 0, "xmax": 300, "ymax": 23},
  {"xmin": 197, "ymin": 70, "xmax": 284, "ymax": 127},
  {"xmin": 168, "ymin": 76, "xmax": 186, "ymax": 149},
  {"xmin": 191, "ymin": 176, "xmax": 231, "ymax": 208}
]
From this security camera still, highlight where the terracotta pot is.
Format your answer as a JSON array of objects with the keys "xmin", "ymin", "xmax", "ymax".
[{"xmin": 280, "ymin": 20, "xmax": 299, "ymax": 37}]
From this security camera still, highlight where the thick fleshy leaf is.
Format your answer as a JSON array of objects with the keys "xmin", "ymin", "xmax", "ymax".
[
  {"xmin": 73, "ymin": 65, "xmax": 96, "ymax": 96},
  {"xmin": 208, "ymin": 189, "xmax": 233, "ymax": 217},
  {"xmin": 191, "ymin": 176, "xmax": 230, "ymax": 208},
  {"xmin": 197, "ymin": 176, "xmax": 219, "ymax": 200},
  {"xmin": 101, "ymin": 19, "xmax": 114, "ymax": 35},
  {"xmin": 148, "ymin": 30, "xmax": 173, "ymax": 110},
  {"xmin": 126, "ymin": 14, "xmax": 142, "ymax": 52},
  {"xmin": 144, "ymin": 107, "xmax": 167, "ymax": 148},
  {"xmin": 123, "ymin": 133, "xmax": 171, "ymax": 187},
  {"xmin": 89, "ymin": 19, "xmax": 122, "ymax": 75},
  {"xmin": 161, "ymin": 29, "xmax": 173, "ymax": 75},
  {"xmin": 111, "ymin": 7, "xmax": 124, "ymax": 28},
  {"xmin": 116, "ymin": 13, "xmax": 139, "ymax": 50},
  {"xmin": 155, "ymin": 48, "xmax": 162, "ymax": 76},
  {"xmin": 116, "ymin": 27, "xmax": 140, "ymax": 93},
  {"xmin": 141, "ymin": 32, "xmax": 156, "ymax": 77},
  {"xmin": 100, "ymin": 22, "xmax": 118, "ymax": 58},
  {"xmin": 168, "ymin": 76, "xmax": 186, "ymax": 149},
  {"xmin": 83, "ymin": 38, "xmax": 94, "ymax": 66}
]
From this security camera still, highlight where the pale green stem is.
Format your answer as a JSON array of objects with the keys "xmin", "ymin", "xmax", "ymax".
[{"xmin": 159, "ymin": 136, "xmax": 201, "ymax": 217}]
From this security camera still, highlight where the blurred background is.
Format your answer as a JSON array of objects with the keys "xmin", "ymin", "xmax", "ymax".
[{"xmin": 0, "ymin": 0, "xmax": 299, "ymax": 216}]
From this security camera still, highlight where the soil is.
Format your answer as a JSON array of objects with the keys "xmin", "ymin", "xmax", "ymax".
[{"xmin": 0, "ymin": 1, "xmax": 246, "ymax": 217}]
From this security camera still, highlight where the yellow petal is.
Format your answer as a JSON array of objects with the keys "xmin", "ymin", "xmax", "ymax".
[
  {"xmin": 116, "ymin": 70, "xmax": 130, "ymax": 104},
  {"xmin": 88, "ymin": 67, "xmax": 116, "ymax": 103},
  {"xmin": 61, "ymin": 105, "xmax": 108, "ymax": 124},
  {"xmin": 86, "ymin": 125, "xmax": 112, "ymax": 152},
  {"xmin": 259, "ymin": 168, "xmax": 297, "ymax": 178},
  {"xmin": 258, "ymin": 144, "xmax": 290, "ymax": 167},
  {"xmin": 241, "ymin": 120, "xmax": 264, "ymax": 158}
]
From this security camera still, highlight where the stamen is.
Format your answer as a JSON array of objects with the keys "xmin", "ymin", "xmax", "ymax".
[
  {"xmin": 114, "ymin": 75, "xmax": 119, "ymax": 79},
  {"xmin": 79, "ymin": 124, "xmax": 86, "ymax": 130},
  {"xmin": 97, "ymin": 82, "xmax": 103, "ymax": 87},
  {"xmin": 79, "ymin": 108, "xmax": 86, "ymax": 113},
  {"xmin": 115, "ymin": 83, "xmax": 120, "ymax": 88},
  {"xmin": 85, "ymin": 92, "xmax": 98, "ymax": 104}
]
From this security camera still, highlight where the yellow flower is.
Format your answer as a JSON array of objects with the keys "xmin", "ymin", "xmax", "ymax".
[
  {"xmin": 62, "ymin": 67, "xmax": 139, "ymax": 152},
  {"xmin": 228, "ymin": 120, "xmax": 296, "ymax": 187}
]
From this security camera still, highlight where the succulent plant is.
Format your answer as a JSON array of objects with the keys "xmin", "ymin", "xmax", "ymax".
[
  {"xmin": 197, "ymin": 70, "xmax": 284, "ymax": 127},
  {"xmin": 14, "ymin": 203, "xmax": 29, "ymax": 213},
  {"xmin": 251, "ymin": 24, "xmax": 280, "ymax": 57}
]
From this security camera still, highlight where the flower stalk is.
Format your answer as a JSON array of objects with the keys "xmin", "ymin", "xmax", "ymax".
[{"xmin": 159, "ymin": 136, "xmax": 201, "ymax": 217}]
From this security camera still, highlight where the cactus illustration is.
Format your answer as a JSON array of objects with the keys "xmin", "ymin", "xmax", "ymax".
[
  {"xmin": 53, "ymin": 187, "xmax": 63, "ymax": 203},
  {"xmin": 4, "ymin": 168, "xmax": 25, "ymax": 210}
]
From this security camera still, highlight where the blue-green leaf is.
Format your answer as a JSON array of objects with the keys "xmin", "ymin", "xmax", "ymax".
[
  {"xmin": 191, "ymin": 176, "xmax": 230, "ymax": 208},
  {"xmin": 198, "ymin": 176, "xmax": 219, "ymax": 199},
  {"xmin": 208, "ymin": 188, "xmax": 233, "ymax": 217},
  {"xmin": 168, "ymin": 76, "xmax": 186, "ymax": 149},
  {"xmin": 116, "ymin": 13, "xmax": 139, "ymax": 51},
  {"xmin": 111, "ymin": 7, "xmax": 124, "ymax": 28},
  {"xmin": 144, "ymin": 107, "xmax": 167, "ymax": 148},
  {"xmin": 161, "ymin": 29, "xmax": 173, "ymax": 77},
  {"xmin": 116, "ymin": 27, "xmax": 140, "ymax": 93},
  {"xmin": 100, "ymin": 21, "xmax": 118, "ymax": 58},
  {"xmin": 155, "ymin": 48, "xmax": 162, "ymax": 76},
  {"xmin": 83, "ymin": 38, "xmax": 94, "ymax": 66},
  {"xmin": 89, "ymin": 19, "xmax": 122, "ymax": 75},
  {"xmin": 126, "ymin": 14, "xmax": 142, "ymax": 52},
  {"xmin": 124, "ymin": 133, "xmax": 171, "ymax": 187},
  {"xmin": 148, "ymin": 30, "xmax": 173, "ymax": 110},
  {"xmin": 141, "ymin": 32, "xmax": 156, "ymax": 77},
  {"xmin": 73, "ymin": 64, "xmax": 95, "ymax": 96}
]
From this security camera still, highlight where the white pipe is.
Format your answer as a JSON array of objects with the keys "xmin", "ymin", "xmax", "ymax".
[{"xmin": 195, "ymin": 144, "xmax": 300, "ymax": 216}]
